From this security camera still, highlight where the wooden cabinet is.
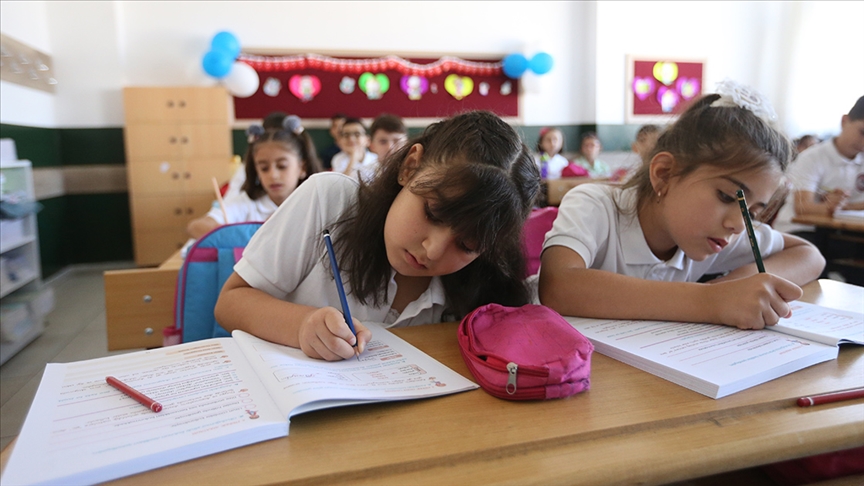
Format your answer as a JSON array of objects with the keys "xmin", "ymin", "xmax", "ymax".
[{"xmin": 123, "ymin": 87, "xmax": 235, "ymax": 266}]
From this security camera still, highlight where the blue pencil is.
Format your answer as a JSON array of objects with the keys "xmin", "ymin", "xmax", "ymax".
[{"xmin": 322, "ymin": 229, "xmax": 360, "ymax": 359}]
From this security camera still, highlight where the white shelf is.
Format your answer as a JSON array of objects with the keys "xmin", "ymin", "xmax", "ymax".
[
  {"xmin": 0, "ymin": 235, "xmax": 36, "ymax": 254},
  {"xmin": 0, "ymin": 154, "xmax": 49, "ymax": 365}
]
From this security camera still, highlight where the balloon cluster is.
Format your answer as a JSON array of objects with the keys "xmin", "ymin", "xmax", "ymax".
[
  {"xmin": 502, "ymin": 52, "xmax": 554, "ymax": 79},
  {"xmin": 201, "ymin": 31, "xmax": 259, "ymax": 98}
]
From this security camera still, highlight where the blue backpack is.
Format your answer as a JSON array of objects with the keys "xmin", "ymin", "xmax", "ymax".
[{"xmin": 168, "ymin": 222, "xmax": 263, "ymax": 345}]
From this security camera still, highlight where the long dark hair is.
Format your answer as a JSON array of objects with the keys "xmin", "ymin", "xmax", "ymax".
[
  {"xmin": 622, "ymin": 93, "xmax": 793, "ymax": 212},
  {"xmin": 332, "ymin": 110, "xmax": 541, "ymax": 318},
  {"xmin": 242, "ymin": 117, "xmax": 322, "ymax": 200}
]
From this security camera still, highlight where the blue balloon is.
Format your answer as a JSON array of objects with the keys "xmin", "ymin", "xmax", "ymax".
[
  {"xmin": 502, "ymin": 53, "xmax": 529, "ymax": 79},
  {"xmin": 529, "ymin": 52, "xmax": 554, "ymax": 75},
  {"xmin": 202, "ymin": 49, "xmax": 233, "ymax": 78},
  {"xmin": 211, "ymin": 31, "xmax": 241, "ymax": 59}
]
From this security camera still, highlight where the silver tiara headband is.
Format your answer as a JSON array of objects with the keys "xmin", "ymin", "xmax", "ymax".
[{"xmin": 710, "ymin": 79, "xmax": 777, "ymax": 123}]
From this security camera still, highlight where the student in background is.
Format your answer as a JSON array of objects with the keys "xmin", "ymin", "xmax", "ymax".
[
  {"xmin": 538, "ymin": 85, "xmax": 824, "ymax": 330},
  {"xmin": 773, "ymin": 96, "xmax": 864, "ymax": 236},
  {"xmin": 632, "ymin": 124, "xmax": 662, "ymax": 163},
  {"xmin": 319, "ymin": 113, "xmax": 347, "ymax": 170},
  {"xmin": 369, "ymin": 113, "xmax": 408, "ymax": 163},
  {"xmin": 225, "ymin": 112, "xmax": 290, "ymax": 199},
  {"xmin": 187, "ymin": 116, "xmax": 322, "ymax": 239},
  {"xmin": 568, "ymin": 132, "xmax": 611, "ymax": 178},
  {"xmin": 331, "ymin": 117, "xmax": 378, "ymax": 182},
  {"xmin": 793, "ymin": 134, "xmax": 819, "ymax": 154},
  {"xmin": 215, "ymin": 111, "xmax": 541, "ymax": 361},
  {"xmin": 534, "ymin": 127, "xmax": 570, "ymax": 180}
]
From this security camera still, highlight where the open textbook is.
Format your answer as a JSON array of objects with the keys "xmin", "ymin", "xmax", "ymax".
[
  {"xmin": 565, "ymin": 301, "xmax": 863, "ymax": 399},
  {"xmin": 1, "ymin": 324, "xmax": 477, "ymax": 486}
]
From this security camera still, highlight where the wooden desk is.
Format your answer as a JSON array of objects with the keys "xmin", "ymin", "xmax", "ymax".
[
  {"xmin": 4, "ymin": 279, "xmax": 861, "ymax": 485},
  {"xmin": 104, "ymin": 250, "xmax": 183, "ymax": 350},
  {"xmin": 793, "ymin": 214, "xmax": 864, "ymax": 285},
  {"xmin": 545, "ymin": 177, "xmax": 606, "ymax": 206}
]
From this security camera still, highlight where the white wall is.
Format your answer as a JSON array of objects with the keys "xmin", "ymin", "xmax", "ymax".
[
  {"xmin": 2, "ymin": 1, "xmax": 861, "ymax": 135},
  {"xmin": 596, "ymin": 1, "xmax": 863, "ymax": 137},
  {"xmin": 0, "ymin": 0, "xmax": 56, "ymax": 127}
]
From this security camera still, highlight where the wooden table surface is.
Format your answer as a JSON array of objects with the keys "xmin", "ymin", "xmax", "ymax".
[
  {"xmin": 793, "ymin": 214, "xmax": 864, "ymax": 232},
  {"xmin": 3, "ymin": 280, "xmax": 863, "ymax": 485}
]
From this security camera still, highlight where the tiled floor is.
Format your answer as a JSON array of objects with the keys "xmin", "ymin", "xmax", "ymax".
[{"xmin": 0, "ymin": 263, "xmax": 139, "ymax": 450}]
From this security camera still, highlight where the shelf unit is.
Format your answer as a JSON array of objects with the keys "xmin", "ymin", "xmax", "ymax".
[
  {"xmin": 123, "ymin": 87, "xmax": 235, "ymax": 266},
  {"xmin": 0, "ymin": 158, "xmax": 52, "ymax": 365}
]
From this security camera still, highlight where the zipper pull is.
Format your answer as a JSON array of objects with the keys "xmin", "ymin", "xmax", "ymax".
[{"xmin": 506, "ymin": 362, "xmax": 518, "ymax": 395}]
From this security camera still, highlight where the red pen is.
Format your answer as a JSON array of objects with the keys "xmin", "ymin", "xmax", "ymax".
[
  {"xmin": 797, "ymin": 387, "xmax": 864, "ymax": 407},
  {"xmin": 106, "ymin": 376, "xmax": 163, "ymax": 413}
]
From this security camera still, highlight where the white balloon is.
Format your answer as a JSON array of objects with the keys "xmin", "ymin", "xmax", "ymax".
[{"xmin": 222, "ymin": 61, "xmax": 259, "ymax": 98}]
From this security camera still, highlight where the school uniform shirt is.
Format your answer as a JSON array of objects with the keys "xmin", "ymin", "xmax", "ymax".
[
  {"xmin": 534, "ymin": 153, "xmax": 570, "ymax": 180},
  {"xmin": 205, "ymin": 191, "xmax": 277, "ymax": 225},
  {"xmin": 330, "ymin": 150, "xmax": 379, "ymax": 183},
  {"xmin": 234, "ymin": 172, "xmax": 447, "ymax": 328},
  {"xmin": 773, "ymin": 139, "xmax": 864, "ymax": 233},
  {"xmin": 569, "ymin": 156, "xmax": 612, "ymax": 179},
  {"xmin": 543, "ymin": 184, "xmax": 785, "ymax": 282}
]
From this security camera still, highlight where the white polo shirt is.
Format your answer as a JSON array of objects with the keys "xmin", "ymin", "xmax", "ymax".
[
  {"xmin": 206, "ymin": 191, "xmax": 277, "ymax": 225},
  {"xmin": 543, "ymin": 184, "xmax": 785, "ymax": 282},
  {"xmin": 330, "ymin": 150, "xmax": 379, "ymax": 183},
  {"xmin": 234, "ymin": 172, "xmax": 447, "ymax": 327},
  {"xmin": 773, "ymin": 139, "xmax": 864, "ymax": 233},
  {"xmin": 534, "ymin": 153, "xmax": 570, "ymax": 180}
]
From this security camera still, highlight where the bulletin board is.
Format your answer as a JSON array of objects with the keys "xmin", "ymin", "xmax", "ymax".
[
  {"xmin": 233, "ymin": 53, "xmax": 519, "ymax": 120},
  {"xmin": 626, "ymin": 56, "xmax": 705, "ymax": 123}
]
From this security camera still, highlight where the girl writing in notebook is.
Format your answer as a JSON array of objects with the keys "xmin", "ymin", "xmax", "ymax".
[
  {"xmin": 538, "ymin": 81, "xmax": 825, "ymax": 330},
  {"xmin": 186, "ymin": 116, "xmax": 322, "ymax": 239},
  {"xmin": 215, "ymin": 111, "xmax": 541, "ymax": 360}
]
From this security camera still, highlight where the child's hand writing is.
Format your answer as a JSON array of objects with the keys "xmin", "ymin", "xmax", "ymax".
[
  {"xmin": 298, "ymin": 307, "xmax": 371, "ymax": 361},
  {"xmin": 823, "ymin": 189, "xmax": 849, "ymax": 214},
  {"xmin": 706, "ymin": 274, "xmax": 803, "ymax": 330}
]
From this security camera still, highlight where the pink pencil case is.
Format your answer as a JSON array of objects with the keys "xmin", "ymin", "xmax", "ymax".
[{"xmin": 457, "ymin": 303, "xmax": 594, "ymax": 400}]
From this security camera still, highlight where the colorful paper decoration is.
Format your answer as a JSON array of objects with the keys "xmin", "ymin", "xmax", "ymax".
[
  {"xmin": 359, "ymin": 73, "xmax": 390, "ymax": 99},
  {"xmin": 653, "ymin": 62, "xmax": 679, "ymax": 85},
  {"xmin": 444, "ymin": 75, "xmax": 473, "ymax": 100},
  {"xmin": 676, "ymin": 77, "xmax": 700, "ymax": 99},
  {"xmin": 632, "ymin": 77, "xmax": 655, "ymax": 101},
  {"xmin": 479, "ymin": 82, "xmax": 490, "ymax": 96},
  {"xmin": 239, "ymin": 53, "xmax": 503, "ymax": 77},
  {"xmin": 400, "ymin": 75, "xmax": 429, "ymax": 100},
  {"xmin": 263, "ymin": 77, "xmax": 281, "ymax": 97},
  {"xmin": 289, "ymin": 75, "xmax": 321, "ymax": 102},
  {"xmin": 500, "ymin": 81, "xmax": 512, "ymax": 96},
  {"xmin": 339, "ymin": 76, "xmax": 355, "ymax": 94},
  {"xmin": 657, "ymin": 86, "xmax": 680, "ymax": 112}
]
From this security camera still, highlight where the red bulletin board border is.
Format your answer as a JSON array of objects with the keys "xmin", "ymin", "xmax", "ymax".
[
  {"xmin": 232, "ymin": 54, "xmax": 519, "ymax": 121},
  {"xmin": 626, "ymin": 56, "xmax": 705, "ymax": 123}
]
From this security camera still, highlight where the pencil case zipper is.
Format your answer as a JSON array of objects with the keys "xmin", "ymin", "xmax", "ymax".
[{"xmin": 467, "ymin": 354, "xmax": 549, "ymax": 399}]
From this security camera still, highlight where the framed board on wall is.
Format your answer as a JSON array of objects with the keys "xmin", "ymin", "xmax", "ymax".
[
  {"xmin": 625, "ymin": 55, "xmax": 705, "ymax": 123},
  {"xmin": 233, "ymin": 53, "xmax": 519, "ymax": 122}
]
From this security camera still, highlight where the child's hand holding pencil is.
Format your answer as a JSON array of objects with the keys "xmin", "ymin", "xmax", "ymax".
[{"xmin": 297, "ymin": 307, "xmax": 370, "ymax": 361}]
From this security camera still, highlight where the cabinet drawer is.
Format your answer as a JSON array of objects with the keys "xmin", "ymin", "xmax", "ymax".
[
  {"xmin": 104, "ymin": 267, "xmax": 177, "ymax": 350},
  {"xmin": 125, "ymin": 124, "xmax": 232, "ymax": 160},
  {"xmin": 184, "ymin": 157, "xmax": 237, "ymax": 193},
  {"xmin": 130, "ymin": 195, "xmax": 193, "ymax": 231},
  {"xmin": 126, "ymin": 159, "xmax": 187, "ymax": 195},
  {"xmin": 124, "ymin": 87, "xmax": 231, "ymax": 124},
  {"xmin": 132, "ymin": 228, "xmax": 189, "ymax": 267}
]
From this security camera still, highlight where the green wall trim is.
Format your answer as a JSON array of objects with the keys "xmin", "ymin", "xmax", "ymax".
[
  {"xmin": 0, "ymin": 124, "xmax": 62, "ymax": 168},
  {"xmin": 58, "ymin": 128, "xmax": 126, "ymax": 166}
]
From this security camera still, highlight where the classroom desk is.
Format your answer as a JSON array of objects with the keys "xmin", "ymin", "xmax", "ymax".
[
  {"xmin": 545, "ymin": 177, "xmax": 606, "ymax": 206},
  {"xmin": 793, "ymin": 214, "xmax": 864, "ymax": 285},
  {"xmin": 103, "ymin": 249, "xmax": 184, "ymax": 350},
  {"xmin": 4, "ymin": 279, "xmax": 861, "ymax": 485}
]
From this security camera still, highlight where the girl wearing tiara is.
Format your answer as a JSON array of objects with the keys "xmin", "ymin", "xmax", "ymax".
[
  {"xmin": 539, "ymin": 82, "xmax": 825, "ymax": 330},
  {"xmin": 187, "ymin": 116, "xmax": 322, "ymax": 238}
]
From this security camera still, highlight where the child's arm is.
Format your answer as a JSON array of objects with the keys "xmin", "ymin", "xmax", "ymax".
[
  {"xmin": 710, "ymin": 234, "xmax": 825, "ymax": 285},
  {"xmin": 215, "ymin": 272, "xmax": 371, "ymax": 361},
  {"xmin": 187, "ymin": 215, "xmax": 220, "ymax": 239},
  {"xmin": 538, "ymin": 246, "xmax": 803, "ymax": 330},
  {"xmin": 793, "ymin": 189, "xmax": 849, "ymax": 217}
]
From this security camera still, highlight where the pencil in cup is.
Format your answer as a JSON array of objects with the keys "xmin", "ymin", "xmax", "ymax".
[
  {"xmin": 736, "ymin": 189, "xmax": 765, "ymax": 273},
  {"xmin": 322, "ymin": 229, "xmax": 360, "ymax": 359}
]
